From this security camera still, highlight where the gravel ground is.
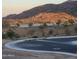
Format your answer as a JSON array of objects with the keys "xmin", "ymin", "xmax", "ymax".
[{"xmin": 2, "ymin": 39, "xmax": 77, "ymax": 59}]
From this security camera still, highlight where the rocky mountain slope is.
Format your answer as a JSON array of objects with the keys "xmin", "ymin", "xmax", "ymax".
[{"xmin": 3, "ymin": 1, "xmax": 77, "ymax": 19}]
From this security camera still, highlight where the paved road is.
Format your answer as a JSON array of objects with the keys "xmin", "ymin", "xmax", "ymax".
[{"xmin": 2, "ymin": 39, "xmax": 77, "ymax": 59}]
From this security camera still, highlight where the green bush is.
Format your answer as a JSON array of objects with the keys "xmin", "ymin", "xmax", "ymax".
[{"xmin": 6, "ymin": 29, "xmax": 17, "ymax": 39}]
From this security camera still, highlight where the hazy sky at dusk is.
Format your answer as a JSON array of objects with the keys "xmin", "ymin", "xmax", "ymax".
[{"xmin": 3, "ymin": 0, "xmax": 68, "ymax": 16}]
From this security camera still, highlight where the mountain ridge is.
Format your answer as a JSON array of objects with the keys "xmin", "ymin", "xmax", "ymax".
[{"xmin": 3, "ymin": 1, "xmax": 77, "ymax": 19}]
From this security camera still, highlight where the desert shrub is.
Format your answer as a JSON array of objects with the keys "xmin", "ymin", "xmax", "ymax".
[
  {"xmin": 48, "ymin": 30, "xmax": 53, "ymax": 35},
  {"xmin": 2, "ymin": 33, "xmax": 7, "ymax": 39},
  {"xmin": 32, "ymin": 36, "xmax": 38, "ymax": 38},
  {"xmin": 5, "ymin": 29, "xmax": 19, "ymax": 39},
  {"xmin": 56, "ymin": 20, "xmax": 61, "ymax": 26},
  {"xmin": 28, "ymin": 23, "xmax": 33, "ymax": 27}
]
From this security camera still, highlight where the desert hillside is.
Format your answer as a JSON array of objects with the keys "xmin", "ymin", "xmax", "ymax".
[
  {"xmin": 3, "ymin": 12, "xmax": 76, "ymax": 25},
  {"xmin": 27, "ymin": 12, "xmax": 76, "ymax": 23}
]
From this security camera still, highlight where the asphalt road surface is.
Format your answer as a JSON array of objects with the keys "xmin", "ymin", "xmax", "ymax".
[{"xmin": 2, "ymin": 39, "xmax": 77, "ymax": 59}]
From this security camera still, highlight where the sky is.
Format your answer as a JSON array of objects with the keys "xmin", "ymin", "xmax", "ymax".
[{"xmin": 3, "ymin": 0, "xmax": 68, "ymax": 16}]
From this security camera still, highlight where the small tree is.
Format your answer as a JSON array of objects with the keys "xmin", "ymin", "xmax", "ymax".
[
  {"xmin": 56, "ymin": 20, "xmax": 61, "ymax": 26},
  {"xmin": 43, "ymin": 23, "xmax": 47, "ymax": 27},
  {"xmin": 6, "ymin": 29, "xmax": 16, "ymax": 39},
  {"xmin": 48, "ymin": 30, "xmax": 53, "ymax": 35},
  {"xmin": 55, "ymin": 20, "xmax": 61, "ymax": 35},
  {"xmin": 28, "ymin": 23, "xmax": 33, "ymax": 27},
  {"xmin": 39, "ymin": 25, "xmax": 45, "ymax": 37},
  {"xmin": 68, "ymin": 19, "xmax": 75, "ymax": 25},
  {"xmin": 39, "ymin": 23, "xmax": 48, "ymax": 37},
  {"xmin": 16, "ymin": 23, "xmax": 20, "ymax": 27},
  {"xmin": 63, "ymin": 21, "xmax": 69, "ymax": 27},
  {"xmin": 2, "ymin": 33, "xmax": 7, "ymax": 39}
]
